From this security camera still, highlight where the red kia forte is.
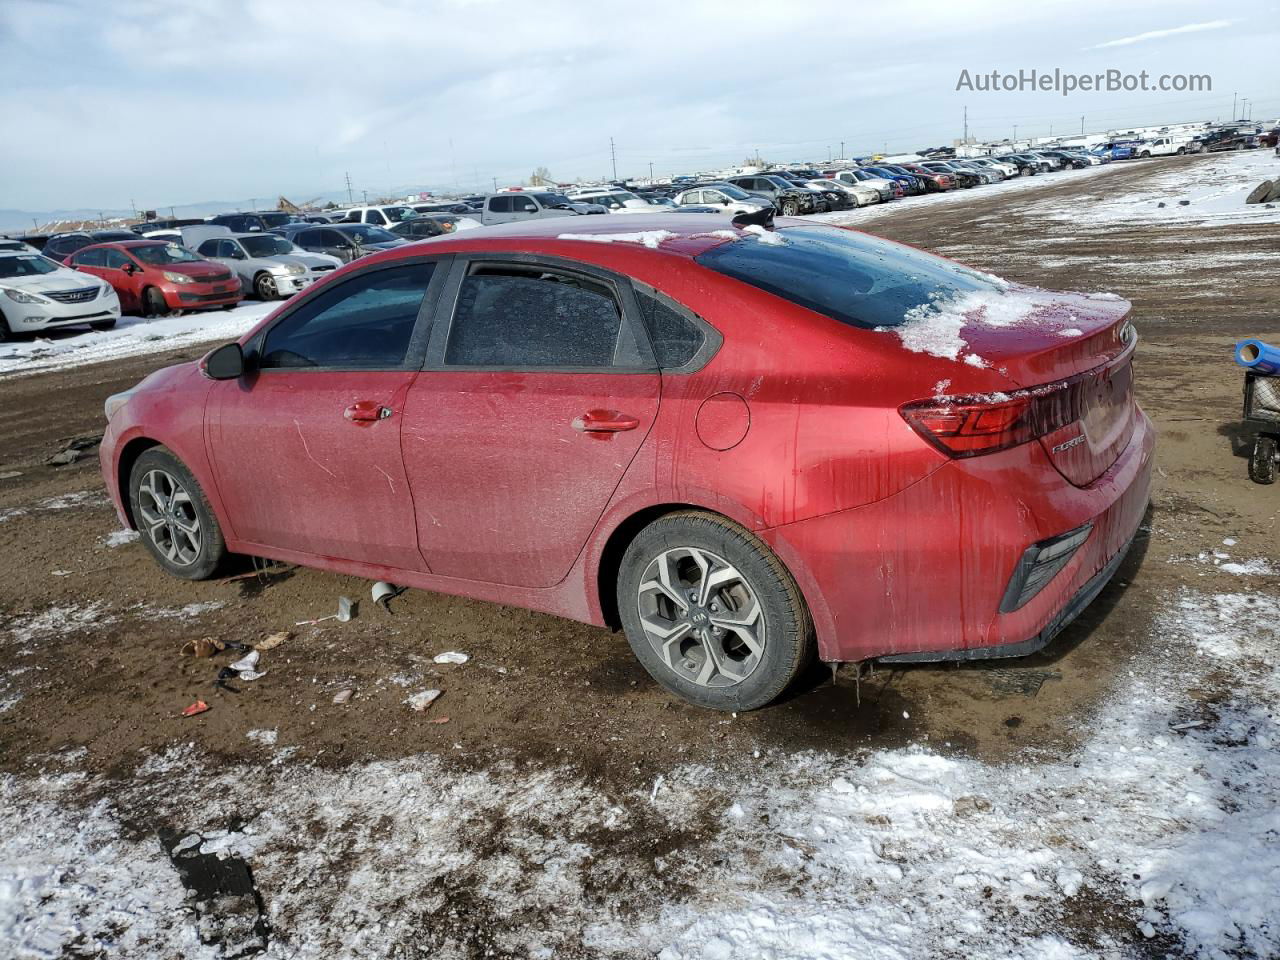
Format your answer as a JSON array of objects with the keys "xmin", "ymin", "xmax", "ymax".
[
  {"xmin": 99, "ymin": 214, "xmax": 1153, "ymax": 711},
  {"xmin": 66, "ymin": 239, "xmax": 243, "ymax": 316}
]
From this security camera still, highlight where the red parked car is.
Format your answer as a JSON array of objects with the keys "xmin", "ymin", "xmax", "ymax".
[
  {"xmin": 99, "ymin": 214, "xmax": 1153, "ymax": 711},
  {"xmin": 65, "ymin": 239, "xmax": 243, "ymax": 316},
  {"xmin": 898, "ymin": 163, "xmax": 954, "ymax": 191}
]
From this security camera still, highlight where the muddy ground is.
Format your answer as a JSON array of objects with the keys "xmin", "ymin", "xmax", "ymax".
[{"xmin": 1, "ymin": 152, "xmax": 1277, "ymax": 793}]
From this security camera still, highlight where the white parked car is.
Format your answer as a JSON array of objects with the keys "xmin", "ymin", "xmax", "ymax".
[
  {"xmin": 673, "ymin": 183, "xmax": 773, "ymax": 215},
  {"xmin": 969, "ymin": 157, "xmax": 1018, "ymax": 177},
  {"xmin": 335, "ymin": 205, "xmax": 423, "ymax": 228},
  {"xmin": 0, "ymin": 237, "xmax": 40, "ymax": 255},
  {"xmin": 833, "ymin": 169, "xmax": 896, "ymax": 202},
  {"xmin": 185, "ymin": 228, "xmax": 343, "ymax": 300},
  {"xmin": 564, "ymin": 188, "xmax": 654, "ymax": 214},
  {"xmin": 0, "ymin": 250, "xmax": 121, "ymax": 338},
  {"xmin": 807, "ymin": 178, "xmax": 879, "ymax": 207}
]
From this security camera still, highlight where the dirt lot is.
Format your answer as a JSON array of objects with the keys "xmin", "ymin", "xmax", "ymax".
[{"xmin": 2, "ymin": 153, "xmax": 1278, "ymax": 958}]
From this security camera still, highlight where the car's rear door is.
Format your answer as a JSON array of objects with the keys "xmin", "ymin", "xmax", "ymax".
[
  {"xmin": 400, "ymin": 255, "xmax": 661, "ymax": 589},
  {"xmin": 206, "ymin": 257, "xmax": 448, "ymax": 569}
]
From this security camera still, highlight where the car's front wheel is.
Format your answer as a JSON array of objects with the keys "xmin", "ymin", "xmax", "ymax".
[
  {"xmin": 141, "ymin": 286, "xmax": 167, "ymax": 318},
  {"xmin": 781, "ymin": 200, "xmax": 798, "ymax": 216},
  {"xmin": 129, "ymin": 447, "xmax": 227, "ymax": 579},
  {"xmin": 254, "ymin": 272, "xmax": 278, "ymax": 300},
  {"xmin": 617, "ymin": 511, "xmax": 815, "ymax": 711}
]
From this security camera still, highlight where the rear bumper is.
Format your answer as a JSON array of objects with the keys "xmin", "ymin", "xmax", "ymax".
[{"xmin": 762, "ymin": 405, "xmax": 1155, "ymax": 663}]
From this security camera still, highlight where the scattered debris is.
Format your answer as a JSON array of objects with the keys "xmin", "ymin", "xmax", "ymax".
[
  {"xmin": 1178, "ymin": 199, "xmax": 1190, "ymax": 206},
  {"xmin": 229, "ymin": 651, "xmax": 260, "ymax": 674},
  {"xmin": 103, "ymin": 528, "xmax": 141, "ymax": 548},
  {"xmin": 1170, "ymin": 719, "xmax": 1206, "ymax": 731},
  {"xmin": 332, "ymin": 688, "xmax": 354, "ymax": 704},
  {"xmin": 295, "ymin": 596, "xmax": 356, "ymax": 626},
  {"xmin": 45, "ymin": 435, "xmax": 102, "ymax": 466},
  {"xmin": 256, "ymin": 631, "xmax": 290, "ymax": 651},
  {"xmin": 1246, "ymin": 180, "xmax": 1274, "ymax": 204},
  {"xmin": 182, "ymin": 637, "xmax": 225, "ymax": 658},
  {"xmin": 371, "ymin": 581, "xmax": 406, "ymax": 612},
  {"xmin": 162, "ymin": 829, "xmax": 269, "ymax": 956},
  {"xmin": 433, "ymin": 651, "xmax": 469, "ymax": 665},
  {"xmin": 406, "ymin": 689, "xmax": 442, "ymax": 712},
  {"xmin": 427, "ymin": 716, "xmax": 450, "ymax": 725},
  {"xmin": 0, "ymin": 470, "xmax": 21, "ymax": 481},
  {"xmin": 181, "ymin": 700, "xmax": 210, "ymax": 718}
]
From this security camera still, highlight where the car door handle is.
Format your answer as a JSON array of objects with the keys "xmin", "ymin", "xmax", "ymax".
[
  {"xmin": 572, "ymin": 410, "xmax": 640, "ymax": 433},
  {"xmin": 345, "ymin": 401, "xmax": 392, "ymax": 422}
]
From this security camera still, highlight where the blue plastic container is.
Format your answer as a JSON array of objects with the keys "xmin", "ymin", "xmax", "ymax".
[{"xmin": 1235, "ymin": 340, "xmax": 1280, "ymax": 376}]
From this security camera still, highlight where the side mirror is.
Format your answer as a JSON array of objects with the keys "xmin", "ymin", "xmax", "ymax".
[{"xmin": 204, "ymin": 342, "xmax": 244, "ymax": 381}]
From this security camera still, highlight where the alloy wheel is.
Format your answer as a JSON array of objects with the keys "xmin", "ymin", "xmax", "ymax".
[
  {"xmin": 636, "ymin": 546, "xmax": 765, "ymax": 688},
  {"xmin": 256, "ymin": 273, "xmax": 278, "ymax": 300},
  {"xmin": 137, "ymin": 468, "xmax": 202, "ymax": 566}
]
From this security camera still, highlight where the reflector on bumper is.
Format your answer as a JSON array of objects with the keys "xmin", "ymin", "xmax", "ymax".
[{"xmin": 999, "ymin": 523, "xmax": 1092, "ymax": 613}]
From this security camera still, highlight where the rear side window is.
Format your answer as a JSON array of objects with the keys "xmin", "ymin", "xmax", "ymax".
[
  {"xmin": 445, "ymin": 266, "xmax": 622, "ymax": 368},
  {"xmin": 695, "ymin": 226, "xmax": 1001, "ymax": 330},
  {"xmin": 260, "ymin": 262, "xmax": 436, "ymax": 369},
  {"xmin": 635, "ymin": 289, "xmax": 704, "ymax": 369},
  {"xmin": 488, "ymin": 196, "xmax": 511, "ymax": 213}
]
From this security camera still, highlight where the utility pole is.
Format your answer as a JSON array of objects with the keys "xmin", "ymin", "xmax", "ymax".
[
  {"xmin": 344, "ymin": 172, "xmax": 353, "ymax": 204},
  {"xmin": 649, "ymin": 161, "xmax": 654, "ymax": 181},
  {"xmin": 1013, "ymin": 124, "xmax": 1018, "ymax": 142},
  {"xmin": 610, "ymin": 137, "xmax": 617, "ymax": 181},
  {"xmin": 1242, "ymin": 98, "xmax": 1249, "ymax": 121},
  {"xmin": 130, "ymin": 198, "xmax": 137, "ymax": 220},
  {"xmin": 492, "ymin": 177, "xmax": 498, "ymax": 191},
  {"xmin": 963, "ymin": 105, "xmax": 968, "ymax": 142},
  {"xmin": 1232, "ymin": 91, "xmax": 1237, "ymax": 119},
  {"xmin": 840, "ymin": 140, "xmax": 844, "ymax": 160},
  {"xmin": 1080, "ymin": 116, "xmax": 1085, "ymax": 135}
]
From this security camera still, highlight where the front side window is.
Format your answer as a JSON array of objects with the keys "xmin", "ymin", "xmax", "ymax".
[
  {"xmin": 260, "ymin": 262, "xmax": 436, "ymax": 369},
  {"xmin": 445, "ymin": 265, "xmax": 623, "ymax": 368},
  {"xmin": 512, "ymin": 196, "xmax": 536, "ymax": 213}
]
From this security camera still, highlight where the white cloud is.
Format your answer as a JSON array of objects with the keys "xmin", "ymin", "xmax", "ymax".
[{"xmin": 1088, "ymin": 19, "xmax": 1235, "ymax": 49}]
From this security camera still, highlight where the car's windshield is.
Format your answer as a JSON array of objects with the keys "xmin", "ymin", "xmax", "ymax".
[
  {"xmin": 130, "ymin": 243, "xmax": 203, "ymax": 265},
  {"xmin": 240, "ymin": 234, "xmax": 294, "ymax": 257},
  {"xmin": 696, "ymin": 225, "xmax": 1002, "ymax": 331},
  {"xmin": 765, "ymin": 176, "xmax": 794, "ymax": 190},
  {"xmin": 0, "ymin": 255, "xmax": 58, "ymax": 279},
  {"xmin": 340, "ymin": 224, "xmax": 399, "ymax": 243},
  {"xmin": 710, "ymin": 184, "xmax": 751, "ymax": 200}
]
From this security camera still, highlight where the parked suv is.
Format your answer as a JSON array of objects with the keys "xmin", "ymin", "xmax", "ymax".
[
  {"xmin": 274, "ymin": 223, "xmax": 407, "ymax": 263},
  {"xmin": 65, "ymin": 240, "xmax": 242, "ymax": 316},
  {"xmin": 40, "ymin": 230, "xmax": 138, "ymax": 263},
  {"xmin": 724, "ymin": 175, "xmax": 811, "ymax": 216},
  {"xmin": 481, "ymin": 191, "xmax": 578, "ymax": 226}
]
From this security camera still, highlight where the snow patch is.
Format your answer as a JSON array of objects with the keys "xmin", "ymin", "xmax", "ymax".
[{"xmin": 556, "ymin": 230, "xmax": 678, "ymax": 249}]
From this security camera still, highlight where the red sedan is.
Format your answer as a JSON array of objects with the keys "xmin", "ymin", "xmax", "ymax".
[
  {"xmin": 66, "ymin": 239, "xmax": 243, "ymax": 316},
  {"xmin": 99, "ymin": 214, "xmax": 1153, "ymax": 711}
]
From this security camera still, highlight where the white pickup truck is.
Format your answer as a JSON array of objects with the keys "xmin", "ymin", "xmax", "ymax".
[
  {"xmin": 1135, "ymin": 137, "xmax": 1191, "ymax": 158},
  {"xmin": 479, "ymin": 191, "xmax": 580, "ymax": 226}
]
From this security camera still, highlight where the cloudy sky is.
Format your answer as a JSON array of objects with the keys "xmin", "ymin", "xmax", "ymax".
[{"xmin": 1, "ymin": 0, "xmax": 1276, "ymax": 214}]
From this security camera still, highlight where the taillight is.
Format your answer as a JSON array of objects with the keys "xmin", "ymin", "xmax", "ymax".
[{"xmin": 901, "ymin": 381, "xmax": 1078, "ymax": 458}]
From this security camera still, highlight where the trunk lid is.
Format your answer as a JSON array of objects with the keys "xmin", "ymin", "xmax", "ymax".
[{"xmin": 956, "ymin": 285, "xmax": 1137, "ymax": 487}]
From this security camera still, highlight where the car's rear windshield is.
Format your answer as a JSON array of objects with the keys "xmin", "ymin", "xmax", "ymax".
[{"xmin": 695, "ymin": 225, "xmax": 1000, "ymax": 330}]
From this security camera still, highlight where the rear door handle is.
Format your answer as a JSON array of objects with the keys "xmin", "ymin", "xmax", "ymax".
[
  {"xmin": 345, "ymin": 401, "xmax": 392, "ymax": 422},
  {"xmin": 572, "ymin": 410, "xmax": 640, "ymax": 433}
]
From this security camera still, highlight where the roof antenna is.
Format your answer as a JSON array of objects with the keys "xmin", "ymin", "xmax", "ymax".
[{"xmin": 731, "ymin": 207, "xmax": 775, "ymax": 230}]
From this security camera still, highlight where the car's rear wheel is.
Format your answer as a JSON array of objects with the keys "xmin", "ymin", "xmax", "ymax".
[
  {"xmin": 89, "ymin": 319, "xmax": 116, "ymax": 331},
  {"xmin": 129, "ymin": 447, "xmax": 227, "ymax": 579},
  {"xmin": 781, "ymin": 200, "xmax": 798, "ymax": 216},
  {"xmin": 142, "ymin": 286, "xmax": 167, "ymax": 318},
  {"xmin": 254, "ymin": 272, "xmax": 278, "ymax": 300},
  {"xmin": 617, "ymin": 511, "xmax": 815, "ymax": 711},
  {"xmin": 0, "ymin": 309, "xmax": 12, "ymax": 342}
]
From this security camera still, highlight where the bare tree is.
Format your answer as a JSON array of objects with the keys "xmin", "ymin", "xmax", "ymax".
[{"xmin": 528, "ymin": 166, "xmax": 555, "ymax": 186}]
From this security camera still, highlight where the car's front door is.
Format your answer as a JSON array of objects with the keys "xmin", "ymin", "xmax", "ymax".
[
  {"xmin": 206, "ymin": 258, "xmax": 445, "ymax": 569},
  {"xmin": 400, "ymin": 257, "xmax": 661, "ymax": 589}
]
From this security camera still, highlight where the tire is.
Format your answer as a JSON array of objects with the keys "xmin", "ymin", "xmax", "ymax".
[
  {"xmin": 1249, "ymin": 436, "xmax": 1278, "ymax": 485},
  {"xmin": 1176, "ymin": 146, "xmax": 1186, "ymax": 155},
  {"xmin": 0, "ymin": 309, "xmax": 11, "ymax": 342},
  {"xmin": 254, "ymin": 272, "xmax": 278, "ymax": 301},
  {"xmin": 1140, "ymin": 151, "xmax": 1151, "ymax": 159},
  {"xmin": 129, "ymin": 447, "xmax": 227, "ymax": 579},
  {"xmin": 617, "ymin": 511, "xmax": 815, "ymax": 711},
  {"xmin": 142, "ymin": 286, "xmax": 167, "ymax": 318},
  {"xmin": 781, "ymin": 200, "xmax": 798, "ymax": 217},
  {"xmin": 89, "ymin": 319, "xmax": 116, "ymax": 331}
]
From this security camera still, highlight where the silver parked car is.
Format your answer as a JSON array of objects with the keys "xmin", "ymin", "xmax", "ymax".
[{"xmin": 186, "ymin": 228, "xmax": 342, "ymax": 300}]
